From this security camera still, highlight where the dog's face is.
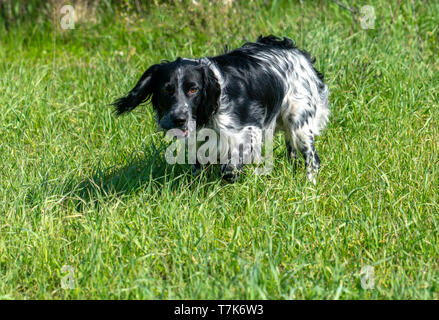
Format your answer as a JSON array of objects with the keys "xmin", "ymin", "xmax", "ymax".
[
  {"xmin": 114, "ymin": 58, "xmax": 220, "ymax": 137},
  {"xmin": 153, "ymin": 59, "xmax": 205, "ymax": 135}
]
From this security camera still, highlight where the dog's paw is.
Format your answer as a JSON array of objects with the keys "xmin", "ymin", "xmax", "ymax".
[
  {"xmin": 306, "ymin": 167, "xmax": 318, "ymax": 185},
  {"xmin": 192, "ymin": 164, "xmax": 202, "ymax": 177},
  {"xmin": 221, "ymin": 163, "xmax": 241, "ymax": 183}
]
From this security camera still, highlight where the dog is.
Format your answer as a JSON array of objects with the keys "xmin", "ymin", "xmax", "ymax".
[{"xmin": 113, "ymin": 35, "xmax": 329, "ymax": 183}]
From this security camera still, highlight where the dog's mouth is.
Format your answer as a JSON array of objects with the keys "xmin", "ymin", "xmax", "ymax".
[
  {"xmin": 173, "ymin": 121, "xmax": 190, "ymax": 137},
  {"xmin": 160, "ymin": 117, "xmax": 195, "ymax": 138},
  {"xmin": 162, "ymin": 124, "xmax": 189, "ymax": 138},
  {"xmin": 175, "ymin": 127, "xmax": 189, "ymax": 138}
]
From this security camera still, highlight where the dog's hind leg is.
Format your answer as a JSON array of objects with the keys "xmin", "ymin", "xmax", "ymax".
[
  {"xmin": 283, "ymin": 120, "xmax": 320, "ymax": 184},
  {"xmin": 297, "ymin": 131, "xmax": 320, "ymax": 185},
  {"xmin": 284, "ymin": 133, "xmax": 300, "ymax": 173},
  {"xmin": 284, "ymin": 134, "xmax": 298, "ymax": 160}
]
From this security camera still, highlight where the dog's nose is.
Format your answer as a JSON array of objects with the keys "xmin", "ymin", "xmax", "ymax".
[{"xmin": 171, "ymin": 110, "xmax": 188, "ymax": 126}]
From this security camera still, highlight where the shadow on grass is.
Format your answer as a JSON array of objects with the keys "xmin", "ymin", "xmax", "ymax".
[{"xmin": 67, "ymin": 142, "xmax": 221, "ymax": 210}]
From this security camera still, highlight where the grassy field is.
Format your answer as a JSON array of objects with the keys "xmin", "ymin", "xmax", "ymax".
[{"xmin": 0, "ymin": 0, "xmax": 438, "ymax": 299}]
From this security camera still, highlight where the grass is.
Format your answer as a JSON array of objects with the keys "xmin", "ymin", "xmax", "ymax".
[{"xmin": 0, "ymin": 0, "xmax": 438, "ymax": 299}]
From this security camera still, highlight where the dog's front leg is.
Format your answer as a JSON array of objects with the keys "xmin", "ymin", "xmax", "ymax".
[
  {"xmin": 191, "ymin": 159, "xmax": 204, "ymax": 177},
  {"xmin": 220, "ymin": 144, "xmax": 246, "ymax": 182},
  {"xmin": 219, "ymin": 130, "xmax": 256, "ymax": 182},
  {"xmin": 221, "ymin": 162, "xmax": 244, "ymax": 182}
]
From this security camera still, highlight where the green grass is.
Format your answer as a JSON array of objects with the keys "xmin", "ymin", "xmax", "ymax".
[{"xmin": 0, "ymin": 0, "xmax": 438, "ymax": 299}]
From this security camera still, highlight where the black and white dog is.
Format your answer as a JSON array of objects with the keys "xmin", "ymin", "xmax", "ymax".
[{"xmin": 113, "ymin": 36, "xmax": 329, "ymax": 183}]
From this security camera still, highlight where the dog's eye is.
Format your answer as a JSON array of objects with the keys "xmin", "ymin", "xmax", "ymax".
[{"xmin": 188, "ymin": 87, "xmax": 198, "ymax": 95}]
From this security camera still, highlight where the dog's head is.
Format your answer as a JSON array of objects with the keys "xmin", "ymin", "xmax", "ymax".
[{"xmin": 113, "ymin": 58, "xmax": 220, "ymax": 137}]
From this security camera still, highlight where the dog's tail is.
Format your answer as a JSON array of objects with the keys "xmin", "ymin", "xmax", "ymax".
[
  {"xmin": 112, "ymin": 64, "xmax": 160, "ymax": 116},
  {"xmin": 256, "ymin": 35, "xmax": 297, "ymax": 50}
]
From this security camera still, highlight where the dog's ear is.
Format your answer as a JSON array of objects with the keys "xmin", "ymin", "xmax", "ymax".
[
  {"xmin": 113, "ymin": 64, "xmax": 161, "ymax": 116},
  {"xmin": 197, "ymin": 66, "xmax": 221, "ymax": 126}
]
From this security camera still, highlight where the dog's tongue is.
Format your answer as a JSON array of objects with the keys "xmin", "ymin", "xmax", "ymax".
[{"xmin": 174, "ymin": 129, "xmax": 188, "ymax": 138}]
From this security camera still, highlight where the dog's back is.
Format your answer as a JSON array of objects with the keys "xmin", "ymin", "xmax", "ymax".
[{"xmin": 209, "ymin": 36, "xmax": 329, "ymax": 134}]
